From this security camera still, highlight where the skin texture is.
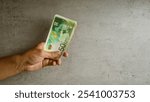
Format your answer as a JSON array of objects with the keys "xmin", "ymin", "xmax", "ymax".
[{"xmin": 0, "ymin": 42, "xmax": 68, "ymax": 80}]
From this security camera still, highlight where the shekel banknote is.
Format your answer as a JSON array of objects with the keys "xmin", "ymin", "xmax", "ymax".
[{"xmin": 44, "ymin": 14, "xmax": 77, "ymax": 52}]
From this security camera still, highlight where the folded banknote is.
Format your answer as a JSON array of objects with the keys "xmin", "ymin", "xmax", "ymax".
[{"xmin": 44, "ymin": 14, "xmax": 77, "ymax": 52}]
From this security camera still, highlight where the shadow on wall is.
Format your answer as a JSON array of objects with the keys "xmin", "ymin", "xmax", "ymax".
[{"xmin": 0, "ymin": 0, "xmax": 61, "ymax": 57}]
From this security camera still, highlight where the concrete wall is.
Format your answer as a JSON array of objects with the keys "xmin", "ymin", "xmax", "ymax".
[{"xmin": 0, "ymin": 0, "xmax": 150, "ymax": 84}]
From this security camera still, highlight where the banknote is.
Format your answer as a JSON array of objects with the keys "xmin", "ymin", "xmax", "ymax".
[{"xmin": 44, "ymin": 14, "xmax": 77, "ymax": 52}]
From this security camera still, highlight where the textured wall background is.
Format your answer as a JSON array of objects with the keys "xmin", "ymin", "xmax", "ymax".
[{"xmin": 0, "ymin": 0, "xmax": 150, "ymax": 84}]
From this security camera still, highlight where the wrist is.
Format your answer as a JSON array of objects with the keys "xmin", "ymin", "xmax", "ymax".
[{"xmin": 13, "ymin": 54, "xmax": 26, "ymax": 73}]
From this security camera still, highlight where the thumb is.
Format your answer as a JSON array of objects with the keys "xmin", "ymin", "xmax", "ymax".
[
  {"xmin": 36, "ymin": 42, "xmax": 61, "ymax": 60},
  {"xmin": 36, "ymin": 42, "xmax": 45, "ymax": 49}
]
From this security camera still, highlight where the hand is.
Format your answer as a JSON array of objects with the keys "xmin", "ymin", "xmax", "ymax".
[
  {"xmin": 20, "ymin": 42, "xmax": 68, "ymax": 71},
  {"xmin": 0, "ymin": 42, "xmax": 68, "ymax": 80}
]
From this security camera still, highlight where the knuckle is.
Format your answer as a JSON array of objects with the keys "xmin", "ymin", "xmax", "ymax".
[{"xmin": 37, "ymin": 49, "xmax": 44, "ymax": 56}]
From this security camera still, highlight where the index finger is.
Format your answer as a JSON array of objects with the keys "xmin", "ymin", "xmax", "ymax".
[{"xmin": 42, "ymin": 51, "xmax": 61, "ymax": 60}]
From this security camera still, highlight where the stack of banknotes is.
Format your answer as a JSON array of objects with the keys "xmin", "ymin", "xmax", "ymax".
[{"xmin": 44, "ymin": 14, "xmax": 77, "ymax": 52}]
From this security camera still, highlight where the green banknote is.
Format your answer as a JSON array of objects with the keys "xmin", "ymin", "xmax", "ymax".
[{"xmin": 44, "ymin": 14, "xmax": 77, "ymax": 52}]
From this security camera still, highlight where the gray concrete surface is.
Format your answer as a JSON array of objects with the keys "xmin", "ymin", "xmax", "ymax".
[{"xmin": 0, "ymin": 0, "xmax": 150, "ymax": 84}]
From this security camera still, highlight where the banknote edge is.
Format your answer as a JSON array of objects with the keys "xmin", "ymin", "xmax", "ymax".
[
  {"xmin": 55, "ymin": 14, "xmax": 77, "ymax": 24},
  {"xmin": 44, "ymin": 15, "xmax": 56, "ymax": 52}
]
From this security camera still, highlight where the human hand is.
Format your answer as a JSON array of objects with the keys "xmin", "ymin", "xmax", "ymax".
[{"xmin": 20, "ymin": 42, "xmax": 68, "ymax": 71}]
